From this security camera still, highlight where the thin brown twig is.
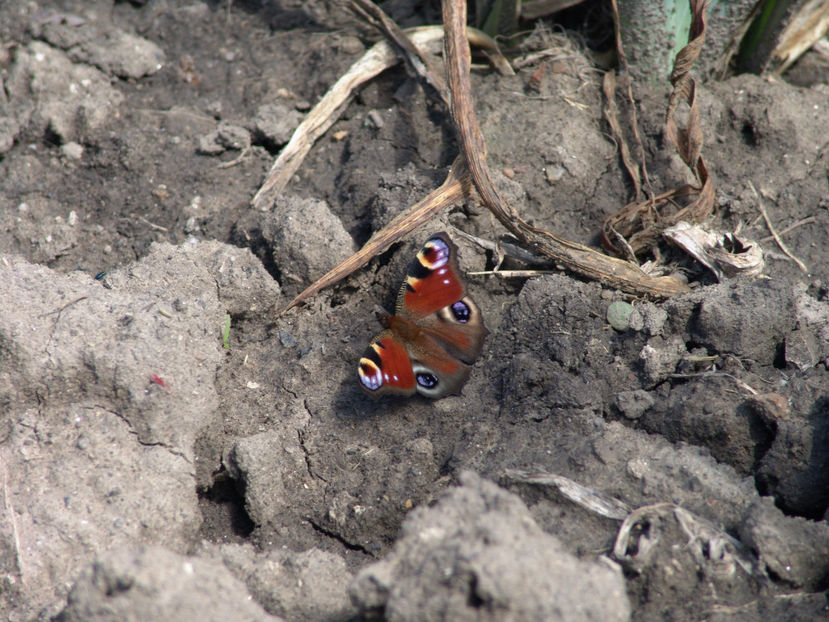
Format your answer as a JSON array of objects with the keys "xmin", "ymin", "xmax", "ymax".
[
  {"xmin": 758, "ymin": 215, "xmax": 815, "ymax": 242},
  {"xmin": 749, "ymin": 181, "xmax": 808, "ymax": 273},
  {"xmin": 602, "ymin": 71, "xmax": 641, "ymax": 200},
  {"xmin": 138, "ymin": 216, "xmax": 169, "ymax": 232},
  {"xmin": 217, "ymin": 144, "xmax": 251, "ymax": 169}
]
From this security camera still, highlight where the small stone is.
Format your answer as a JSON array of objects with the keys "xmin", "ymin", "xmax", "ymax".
[
  {"xmin": 544, "ymin": 165, "xmax": 565, "ymax": 184},
  {"xmin": 339, "ymin": 35, "xmax": 365, "ymax": 55},
  {"xmin": 279, "ymin": 330, "xmax": 296, "ymax": 347},
  {"xmin": 637, "ymin": 302, "xmax": 667, "ymax": 335},
  {"xmin": 61, "ymin": 141, "xmax": 84, "ymax": 160},
  {"xmin": 615, "ymin": 389, "xmax": 655, "ymax": 419},
  {"xmin": 607, "ymin": 301, "xmax": 635, "ymax": 331},
  {"xmin": 366, "ymin": 109, "xmax": 384, "ymax": 129},
  {"xmin": 250, "ymin": 103, "xmax": 303, "ymax": 146},
  {"xmin": 785, "ymin": 328, "xmax": 818, "ymax": 370},
  {"xmin": 215, "ymin": 123, "xmax": 250, "ymax": 150},
  {"xmin": 639, "ymin": 336, "xmax": 687, "ymax": 385},
  {"xmin": 628, "ymin": 308, "xmax": 644, "ymax": 331},
  {"xmin": 197, "ymin": 123, "xmax": 250, "ymax": 155}
]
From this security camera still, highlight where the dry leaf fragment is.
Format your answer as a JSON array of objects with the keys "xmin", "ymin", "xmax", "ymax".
[{"xmin": 663, "ymin": 221, "xmax": 764, "ymax": 281}]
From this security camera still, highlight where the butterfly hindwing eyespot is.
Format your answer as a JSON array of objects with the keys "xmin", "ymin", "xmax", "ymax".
[
  {"xmin": 450, "ymin": 300, "xmax": 471, "ymax": 323},
  {"xmin": 416, "ymin": 371, "xmax": 438, "ymax": 388}
]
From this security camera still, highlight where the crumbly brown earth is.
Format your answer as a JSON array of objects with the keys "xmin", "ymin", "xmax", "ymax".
[{"xmin": 2, "ymin": 1, "xmax": 828, "ymax": 621}]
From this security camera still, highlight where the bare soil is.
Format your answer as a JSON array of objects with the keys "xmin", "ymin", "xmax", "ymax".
[{"xmin": 2, "ymin": 1, "xmax": 829, "ymax": 621}]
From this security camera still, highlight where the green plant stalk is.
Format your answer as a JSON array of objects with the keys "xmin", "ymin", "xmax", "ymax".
[{"xmin": 222, "ymin": 314, "xmax": 231, "ymax": 350}]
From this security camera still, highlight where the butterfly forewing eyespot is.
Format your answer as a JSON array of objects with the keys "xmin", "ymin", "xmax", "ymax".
[
  {"xmin": 358, "ymin": 358, "xmax": 383, "ymax": 391},
  {"xmin": 419, "ymin": 237, "xmax": 451, "ymax": 270},
  {"xmin": 357, "ymin": 342, "xmax": 385, "ymax": 391},
  {"xmin": 358, "ymin": 232, "xmax": 487, "ymax": 399}
]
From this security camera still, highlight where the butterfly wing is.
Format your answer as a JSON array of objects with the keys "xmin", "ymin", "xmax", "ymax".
[
  {"xmin": 357, "ymin": 324, "xmax": 474, "ymax": 398},
  {"xmin": 357, "ymin": 329, "xmax": 417, "ymax": 396},
  {"xmin": 358, "ymin": 232, "xmax": 487, "ymax": 399},
  {"xmin": 396, "ymin": 232, "xmax": 488, "ymax": 364}
]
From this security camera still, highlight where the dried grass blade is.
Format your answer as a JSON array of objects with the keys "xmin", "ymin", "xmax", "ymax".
[
  {"xmin": 505, "ymin": 468, "xmax": 632, "ymax": 520},
  {"xmin": 251, "ymin": 26, "xmax": 446, "ymax": 211},
  {"xmin": 351, "ymin": 0, "xmax": 450, "ymax": 106}
]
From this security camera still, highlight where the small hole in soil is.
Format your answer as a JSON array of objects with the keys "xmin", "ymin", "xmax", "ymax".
[
  {"xmin": 745, "ymin": 407, "xmax": 776, "ymax": 471},
  {"xmin": 44, "ymin": 126, "xmax": 62, "ymax": 147},
  {"xmin": 754, "ymin": 472, "xmax": 776, "ymax": 497},
  {"xmin": 741, "ymin": 122, "xmax": 758, "ymax": 146},
  {"xmin": 754, "ymin": 474, "xmax": 829, "ymax": 520},
  {"xmin": 466, "ymin": 575, "xmax": 486, "ymax": 608},
  {"xmin": 198, "ymin": 470, "xmax": 255, "ymax": 540},
  {"xmin": 772, "ymin": 342, "xmax": 787, "ymax": 369},
  {"xmin": 228, "ymin": 224, "xmax": 282, "ymax": 285}
]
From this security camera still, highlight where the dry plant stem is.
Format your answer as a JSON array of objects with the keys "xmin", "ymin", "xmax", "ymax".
[
  {"xmin": 602, "ymin": 71, "xmax": 641, "ymax": 200},
  {"xmin": 602, "ymin": 0, "xmax": 715, "ymax": 257},
  {"xmin": 504, "ymin": 468, "xmax": 632, "ymax": 520},
  {"xmin": 749, "ymin": 181, "xmax": 808, "ymax": 273},
  {"xmin": 759, "ymin": 215, "xmax": 816, "ymax": 242},
  {"xmin": 251, "ymin": 26, "xmax": 447, "ymax": 210},
  {"xmin": 450, "ymin": 228, "xmax": 499, "ymax": 252},
  {"xmin": 608, "ymin": 0, "xmax": 652, "ymax": 200},
  {"xmin": 351, "ymin": 0, "xmax": 451, "ymax": 106},
  {"xmin": 471, "ymin": 268, "xmax": 553, "ymax": 278},
  {"xmin": 279, "ymin": 159, "xmax": 473, "ymax": 313},
  {"xmin": 468, "ymin": 270, "xmax": 558, "ymax": 278},
  {"xmin": 251, "ymin": 24, "xmax": 508, "ymax": 211},
  {"xmin": 442, "ymin": 0, "xmax": 689, "ymax": 297}
]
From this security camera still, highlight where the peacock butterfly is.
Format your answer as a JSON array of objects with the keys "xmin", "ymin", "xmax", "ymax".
[{"xmin": 358, "ymin": 232, "xmax": 488, "ymax": 398}]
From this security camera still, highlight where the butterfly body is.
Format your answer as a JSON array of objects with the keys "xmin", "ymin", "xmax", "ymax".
[{"xmin": 358, "ymin": 232, "xmax": 488, "ymax": 398}]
